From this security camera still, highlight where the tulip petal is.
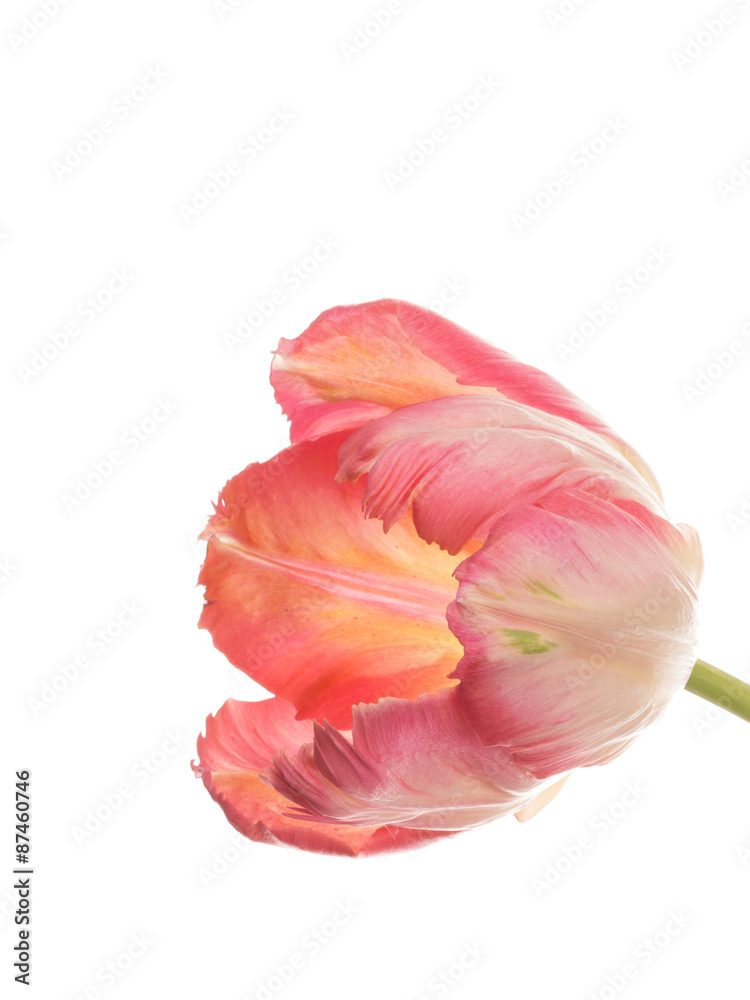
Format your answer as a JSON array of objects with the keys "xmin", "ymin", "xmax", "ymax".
[
  {"xmin": 264, "ymin": 687, "xmax": 548, "ymax": 831},
  {"xmin": 271, "ymin": 299, "xmax": 660, "ymax": 494},
  {"xmin": 513, "ymin": 776, "xmax": 569, "ymax": 823},
  {"xmin": 194, "ymin": 697, "xmax": 454, "ymax": 856},
  {"xmin": 447, "ymin": 488, "xmax": 702, "ymax": 778},
  {"xmin": 337, "ymin": 394, "xmax": 664, "ymax": 555},
  {"xmin": 199, "ymin": 431, "xmax": 465, "ymax": 730}
]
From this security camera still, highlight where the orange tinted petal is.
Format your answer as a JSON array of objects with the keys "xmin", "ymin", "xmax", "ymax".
[
  {"xmin": 271, "ymin": 299, "xmax": 661, "ymax": 496},
  {"xmin": 199, "ymin": 431, "xmax": 465, "ymax": 729},
  {"xmin": 194, "ymin": 698, "xmax": 455, "ymax": 856}
]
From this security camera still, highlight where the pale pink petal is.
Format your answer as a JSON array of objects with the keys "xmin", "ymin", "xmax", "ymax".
[
  {"xmin": 264, "ymin": 688, "xmax": 548, "ymax": 831},
  {"xmin": 447, "ymin": 488, "xmax": 702, "ymax": 778},
  {"xmin": 271, "ymin": 299, "xmax": 660, "ymax": 494},
  {"xmin": 337, "ymin": 395, "xmax": 664, "ymax": 555},
  {"xmin": 514, "ymin": 776, "xmax": 569, "ymax": 823},
  {"xmin": 194, "ymin": 697, "xmax": 454, "ymax": 856}
]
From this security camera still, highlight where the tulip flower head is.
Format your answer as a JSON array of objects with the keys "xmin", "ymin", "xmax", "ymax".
[{"xmin": 193, "ymin": 300, "xmax": 702, "ymax": 856}]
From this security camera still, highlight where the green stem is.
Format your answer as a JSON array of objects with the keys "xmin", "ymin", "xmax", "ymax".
[{"xmin": 685, "ymin": 659, "xmax": 750, "ymax": 724}]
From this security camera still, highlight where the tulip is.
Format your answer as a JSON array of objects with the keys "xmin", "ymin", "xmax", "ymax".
[{"xmin": 193, "ymin": 299, "xmax": 740, "ymax": 857}]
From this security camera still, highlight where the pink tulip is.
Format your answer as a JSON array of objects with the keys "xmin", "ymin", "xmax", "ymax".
[{"xmin": 193, "ymin": 300, "xmax": 703, "ymax": 856}]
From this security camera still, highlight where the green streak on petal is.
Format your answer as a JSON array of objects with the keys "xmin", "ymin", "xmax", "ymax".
[
  {"xmin": 527, "ymin": 579, "xmax": 562, "ymax": 600},
  {"xmin": 500, "ymin": 629, "xmax": 559, "ymax": 655}
]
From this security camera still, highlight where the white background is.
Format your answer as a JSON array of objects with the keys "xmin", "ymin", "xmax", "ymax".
[{"xmin": 3, "ymin": 1, "xmax": 750, "ymax": 998}]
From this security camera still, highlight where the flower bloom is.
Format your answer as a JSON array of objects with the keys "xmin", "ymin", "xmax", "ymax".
[{"xmin": 193, "ymin": 299, "xmax": 703, "ymax": 856}]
